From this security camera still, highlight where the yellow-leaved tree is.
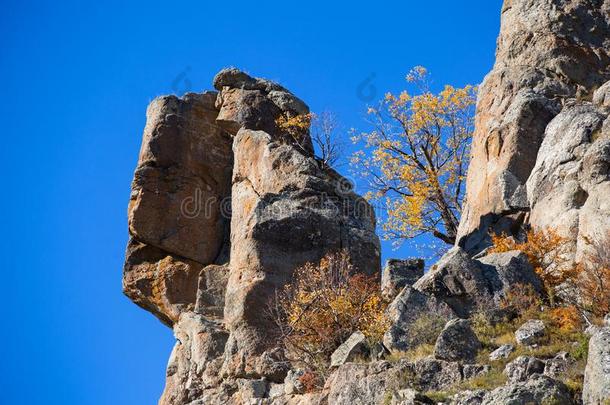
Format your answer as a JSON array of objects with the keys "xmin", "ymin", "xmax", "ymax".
[{"xmin": 351, "ymin": 67, "xmax": 477, "ymax": 245}]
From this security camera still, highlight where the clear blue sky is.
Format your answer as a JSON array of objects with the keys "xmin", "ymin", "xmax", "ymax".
[{"xmin": 1, "ymin": 1, "xmax": 502, "ymax": 403}]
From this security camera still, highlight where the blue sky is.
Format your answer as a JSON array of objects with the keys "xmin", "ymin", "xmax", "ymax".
[{"xmin": 1, "ymin": 1, "xmax": 502, "ymax": 403}]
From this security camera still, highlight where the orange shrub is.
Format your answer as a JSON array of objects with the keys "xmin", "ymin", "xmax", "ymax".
[
  {"xmin": 572, "ymin": 231, "xmax": 610, "ymax": 318},
  {"xmin": 270, "ymin": 251, "xmax": 389, "ymax": 376},
  {"xmin": 490, "ymin": 228, "xmax": 573, "ymax": 293},
  {"xmin": 549, "ymin": 305, "xmax": 582, "ymax": 332}
]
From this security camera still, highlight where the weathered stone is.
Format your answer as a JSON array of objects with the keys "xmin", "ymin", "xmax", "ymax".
[
  {"xmin": 434, "ymin": 319, "xmax": 481, "ymax": 363},
  {"xmin": 526, "ymin": 103, "xmax": 610, "ymax": 262},
  {"xmin": 330, "ymin": 331, "xmax": 367, "ymax": 367},
  {"xmin": 236, "ymin": 378, "xmax": 267, "ymax": 399},
  {"xmin": 223, "ymin": 126, "xmax": 379, "ymax": 376},
  {"xmin": 584, "ymin": 327, "xmax": 610, "ymax": 404},
  {"xmin": 128, "ymin": 92, "xmax": 233, "ymax": 264},
  {"xmin": 457, "ymin": 0, "xmax": 610, "ymax": 253},
  {"xmin": 480, "ymin": 374, "xmax": 573, "ymax": 405},
  {"xmin": 515, "ymin": 320, "xmax": 546, "ymax": 346},
  {"xmin": 413, "ymin": 248, "xmax": 541, "ymax": 318},
  {"xmin": 213, "ymin": 69, "xmax": 313, "ymax": 154},
  {"xmin": 384, "ymin": 286, "xmax": 455, "ymax": 352},
  {"xmin": 389, "ymin": 389, "xmax": 435, "ymax": 405},
  {"xmin": 544, "ymin": 352, "xmax": 573, "ymax": 378},
  {"xmin": 463, "ymin": 364, "xmax": 491, "ymax": 380},
  {"xmin": 194, "ymin": 264, "xmax": 229, "ymax": 319},
  {"xmin": 411, "ymin": 357, "xmax": 464, "ymax": 391},
  {"xmin": 489, "ymin": 344, "xmax": 514, "ymax": 361},
  {"xmin": 594, "ymin": 80, "xmax": 610, "ymax": 108},
  {"xmin": 123, "ymin": 239, "xmax": 203, "ymax": 326},
  {"xmin": 503, "ymin": 356, "xmax": 545, "ymax": 383},
  {"xmin": 268, "ymin": 383, "xmax": 285, "ymax": 399},
  {"xmin": 284, "ymin": 369, "xmax": 305, "ymax": 395},
  {"xmin": 324, "ymin": 361, "xmax": 406, "ymax": 405},
  {"xmin": 451, "ymin": 390, "xmax": 487, "ymax": 405},
  {"xmin": 324, "ymin": 358, "xmax": 463, "ymax": 404},
  {"xmin": 381, "ymin": 258, "xmax": 424, "ymax": 299},
  {"xmin": 159, "ymin": 313, "xmax": 229, "ymax": 405}
]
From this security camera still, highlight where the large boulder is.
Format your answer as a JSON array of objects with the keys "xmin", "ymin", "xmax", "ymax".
[
  {"xmin": 480, "ymin": 375, "xmax": 573, "ymax": 405},
  {"xmin": 584, "ymin": 327, "xmax": 610, "ymax": 404},
  {"xmin": 122, "ymin": 239, "xmax": 203, "ymax": 326},
  {"xmin": 324, "ymin": 361, "xmax": 409, "ymax": 405},
  {"xmin": 503, "ymin": 356, "xmax": 545, "ymax": 383},
  {"xmin": 434, "ymin": 319, "xmax": 481, "ymax": 363},
  {"xmin": 330, "ymin": 331, "xmax": 368, "ymax": 367},
  {"xmin": 457, "ymin": 0, "xmax": 610, "ymax": 253},
  {"xmin": 515, "ymin": 320, "xmax": 546, "ymax": 346}
]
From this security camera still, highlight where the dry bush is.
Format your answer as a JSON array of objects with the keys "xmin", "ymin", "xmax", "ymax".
[
  {"xmin": 572, "ymin": 231, "xmax": 610, "ymax": 318},
  {"xmin": 269, "ymin": 251, "xmax": 389, "ymax": 377},
  {"xmin": 499, "ymin": 283, "xmax": 543, "ymax": 315}
]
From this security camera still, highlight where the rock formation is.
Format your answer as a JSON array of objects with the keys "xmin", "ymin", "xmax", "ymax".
[
  {"xmin": 457, "ymin": 0, "xmax": 610, "ymax": 253},
  {"xmin": 123, "ymin": 68, "xmax": 380, "ymax": 403},
  {"xmin": 123, "ymin": 0, "xmax": 610, "ymax": 403}
]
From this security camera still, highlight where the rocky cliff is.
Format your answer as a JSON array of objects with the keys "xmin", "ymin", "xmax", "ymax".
[
  {"xmin": 123, "ymin": 0, "xmax": 610, "ymax": 403},
  {"xmin": 456, "ymin": 0, "xmax": 610, "ymax": 254}
]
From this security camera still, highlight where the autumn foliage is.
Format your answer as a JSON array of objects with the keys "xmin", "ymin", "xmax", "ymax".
[
  {"xmin": 270, "ymin": 251, "xmax": 389, "ymax": 376},
  {"xmin": 490, "ymin": 228, "xmax": 574, "ymax": 294},
  {"xmin": 492, "ymin": 228, "xmax": 610, "ymax": 324},
  {"xmin": 351, "ymin": 66, "xmax": 477, "ymax": 246}
]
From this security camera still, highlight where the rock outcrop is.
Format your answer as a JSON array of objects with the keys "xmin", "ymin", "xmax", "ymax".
[
  {"xmin": 123, "ymin": 69, "xmax": 380, "ymax": 403},
  {"xmin": 457, "ymin": 0, "xmax": 610, "ymax": 253}
]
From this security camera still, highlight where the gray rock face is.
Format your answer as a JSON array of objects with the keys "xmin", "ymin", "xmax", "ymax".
[
  {"xmin": 384, "ymin": 286, "xmax": 456, "ymax": 352},
  {"xmin": 389, "ymin": 389, "xmax": 435, "ymax": 405},
  {"xmin": 224, "ymin": 126, "xmax": 380, "ymax": 377},
  {"xmin": 489, "ymin": 344, "xmax": 515, "ymax": 361},
  {"xmin": 194, "ymin": 264, "xmax": 229, "ymax": 319},
  {"xmin": 284, "ymin": 369, "xmax": 305, "ymax": 395},
  {"xmin": 504, "ymin": 356, "xmax": 545, "ymax": 383},
  {"xmin": 330, "ymin": 331, "xmax": 367, "ymax": 367},
  {"xmin": 451, "ymin": 390, "xmax": 487, "ymax": 405},
  {"xmin": 584, "ymin": 327, "xmax": 610, "ymax": 404},
  {"xmin": 594, "ymin": 80, "xmax": 610, "ymax": 108},
  {"xmin": 515, "ymin": 320, "xmax": 546, "ymax": 346},
  {"xmin": 544, "ymin": 352, "xmax": 573, "ymax": 378},
  {"xmin": 457, "ymin": 0, "xmax": 610, "ymax": 253},
  {"xmin": 480, "ymin": 374, "xmax": 573, "ymax": 405},
  {"xmin": 413, "ymin": 248, "xmax": 542, "ymax": 318},
  {"xmin": 434, "ymin": 319, "xmax": 481, "ymax": 363},
  {"xmin": 381, "ymin": 259, "xmax": 424, "ymax": 299},
  {"xmin": 159, "ymin": 313, "xmax": 229, "ymax": 405},
  {"xmin": 463, "ymin": 364, "xmax": 491, "ymax": 380},
  {"xmin": 324, "ymin": 361, "xmax": 407, "ymax": 405},
  {"xmin": 526, "ymin": 100, "xmax": 610, "ymax": 262}
]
